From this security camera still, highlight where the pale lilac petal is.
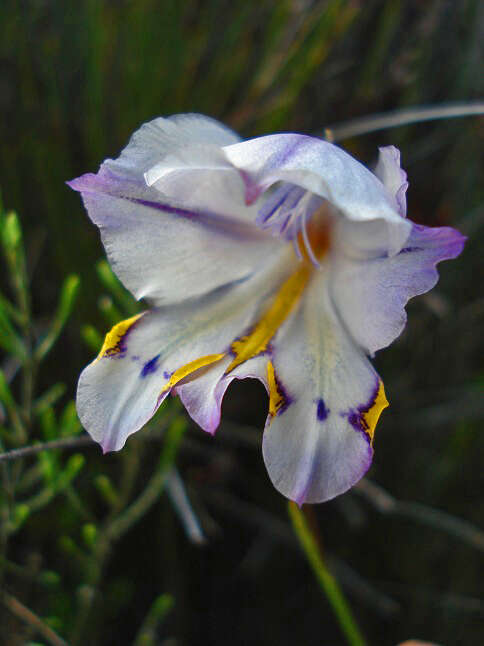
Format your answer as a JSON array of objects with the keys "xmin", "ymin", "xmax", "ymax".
[
  {"xmin": 77, "ymin": 312, "xmax": 168, "ymax": 453},
  {"xmin": 262, "ymin": 273, "xmax": 386, "ymax": 504},
  {"xmin": 174, "ymin": 355, "xmax": 267, "ymax": 434},
  {"xmin": 68, "ymin": 121, "xmax": 279, "ymax": 306},
  {"xmin": 374, "ymin": 145, "xmax": 408, "ymax": 217},
  {"xmin": 144, "ymin": 143, "xmax": 259, "ymax": 221},
  {"xmin": 107, "ymin": 113, "xmax": 240, "ymax": 180},
  {"xmin": 118, "ymin": 114, "xmax": 255, "ymax": 223},
  {"xmin": 77, "ymin": 247, "xmax": 295, "ymax": 452},
  {"xmin": 330, "ymin": 223, "xmax": 466, "ymax": 355},
  {"xmin": 223, "ymin": 134, "xmax": 411, "ymax": 255},
  {"xmin": 332, "ymin": 215, "xmax": 399, "ymax": 261}
]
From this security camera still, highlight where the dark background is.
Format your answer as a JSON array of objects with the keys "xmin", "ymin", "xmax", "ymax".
[{"xmin": 0, "ymin": 1, "xmax": 482, "ymax": 644}]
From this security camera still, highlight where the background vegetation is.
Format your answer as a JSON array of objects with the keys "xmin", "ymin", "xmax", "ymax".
[{"xmin": 0, "ymin": 1, "xmax": 482, "ymax": 644}]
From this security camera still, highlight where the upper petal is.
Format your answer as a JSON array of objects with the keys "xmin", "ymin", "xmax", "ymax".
[
  {"xmin": 223, "ymin": 134, "xmax": 411, "ymax": 255},
  {"xmin": 330, "ymin": 223, "xmax": 466, "ymax": 355},
  {"xmin": 144, "ymin": 143, "xmax": 257, "ymax": 222},
  {"xmin": 262, "ymin": 270, "xmax": 387, "ymax": 504},
  {"xmin": 68, "ymin": 116, "xmax": 279, "ymax": 306},
  {"xmin": 373, "ymin": 145, "xmax": 408, "ymax": 217},
  {"xmin": 107, "ymin": 113, "xmax": 241, "ymax": 179},
  {"xmin": 123, "ymin": 114, "xmax": 257, "ymax": 222}
]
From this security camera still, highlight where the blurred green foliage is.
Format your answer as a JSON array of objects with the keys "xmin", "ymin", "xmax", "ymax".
[
  {"xmin": 0, "ymin": 198, "xmax": 187, "ymax": 643},
  {"xmin": 0, "ymin": 0, "xmax": 482, "ymax": 644}
]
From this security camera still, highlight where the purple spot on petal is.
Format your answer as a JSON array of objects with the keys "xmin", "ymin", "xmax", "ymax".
[
  {"xmin": 141, "ymin": 354, "xmax": 160, "ymax": 378},
  {"xmin": 316, "ymin": 398, "xmax": 329, "ymax": 421},
  {"xmin": 399, "ymin": 246, "xmax": 422, "ymax": 254},
  {"xmin": 163, "ymin": 371, "xmax": 171, "ymax": 379}
]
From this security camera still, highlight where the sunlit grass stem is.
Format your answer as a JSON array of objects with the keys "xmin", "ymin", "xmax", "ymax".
[{"xmin": 288, "ymin": 501, "xmax": 367, "ymax": 646}]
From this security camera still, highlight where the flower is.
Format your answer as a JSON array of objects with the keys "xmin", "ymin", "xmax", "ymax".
[{"xmin": 68, "ymin": 114, "xmax": 465, "ymax": 504}]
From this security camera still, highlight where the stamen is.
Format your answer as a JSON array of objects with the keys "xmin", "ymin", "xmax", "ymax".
[
  {"xmin": 292, "ymin": 236, "xmax": 303, "ymax": 260},
  {"xmin": 257, "ymin": 184, "xmax": 331, "ymax": 267},
  {"xmin": 301, "ymin": 210, "xmax": 320, "ymax": 267}
]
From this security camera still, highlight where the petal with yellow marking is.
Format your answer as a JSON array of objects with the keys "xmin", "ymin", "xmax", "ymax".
[
  {"xmin": 262, "ymin": 271, "xmax": 388, "ymax": 504},
  {"xmin": 77, "ymin": 246, "xmax": 294, "ymax": 453}
]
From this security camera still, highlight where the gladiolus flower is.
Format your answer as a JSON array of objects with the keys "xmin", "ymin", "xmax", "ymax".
[{"xmin": 68, "ymin": 114, "xmax": 465, "ymax": 504}]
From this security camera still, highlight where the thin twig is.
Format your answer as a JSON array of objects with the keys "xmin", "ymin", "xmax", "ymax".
[
  {"xmin": 325, "ymin": 101, "xmax": 484, "ymax": 141},
  {"xmin": 2, "ymin": 590, "xmax": 68, "ymax": 646},
  {"xmin": 381, "ymin": 581, "xmax": 484, "ymax": 616},
  {"xmin": 166, "ymin": 468, "xmax": 206, "ymax": 545},
  {"xmin": 355, "ymin": 479, "xmax": 484, "ymax": 552},
  {"xmin": 0, "ymin": 407, "xmax": 181, "ymax": 465},
  {"xmin": 0, "ymin": 435, "xmax": 95, "ymax": 463}
]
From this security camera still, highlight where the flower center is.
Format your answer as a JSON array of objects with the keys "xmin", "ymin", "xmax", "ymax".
[
  {"xmin": 142, "ymin": 192, "xmax": 333, "ymax": 404},
  {"xmin": 225, "ymin": 208, "xmax": 332, "ymax": 375},
  {"xmin": 296, "ymin": 203, "xmax": 331, "ymax": 264},
  {"xmin": 257, "ymin": 184, "xmax": 330, "ymax": 266}
]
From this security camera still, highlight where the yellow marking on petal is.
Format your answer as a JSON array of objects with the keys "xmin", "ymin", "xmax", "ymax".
[
  {"xmin": 97, "ymin": 313, "xmax": 143, "ymax": 359},
  {"xmin": 226, "ymin": 215, "xmax": 332, "ymax": 375},
  {"xmin": 362, "ymin": 380, "xmax": 389, "ymax": 444},
  {"xmin": 226, "ymin": 263, "xmax": 312, "ymax": 373},
  {"xmin": 267, "ymin": 360, "xmax": 286, "ymax": 417},
  {"xmin": 160, "ymin": 353, "xmax": 226, "ymax": 394}
]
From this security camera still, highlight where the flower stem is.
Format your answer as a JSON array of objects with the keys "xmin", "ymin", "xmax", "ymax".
[{"xmin": 288, "ymin": 501, "xmax": 366, "ymax": 646}]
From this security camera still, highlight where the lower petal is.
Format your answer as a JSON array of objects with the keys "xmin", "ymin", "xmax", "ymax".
[
  {"xmin": 262, "ymin": 272, "xmax": 387, "ymax": 504},
  {"xmin": 77, "ymin": 248, "xmax": 294, "ymax": 452},
  {"xmin": 174, "ymin": 355, "xmax": 268, "ymax": 434}
]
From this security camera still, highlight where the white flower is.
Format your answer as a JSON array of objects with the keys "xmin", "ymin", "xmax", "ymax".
[{"xmin": 69, "ymin": 114, "xmax": 465, "ymax": 504}]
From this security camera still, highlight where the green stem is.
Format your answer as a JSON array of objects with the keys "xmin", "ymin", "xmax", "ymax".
[
  {"xmin": 2, "ymin": 590, "xmax": 68, "ymax": 646},
  {"xmin": 288, "ymin": 501, "xmax": 366, "ymax": 646}
]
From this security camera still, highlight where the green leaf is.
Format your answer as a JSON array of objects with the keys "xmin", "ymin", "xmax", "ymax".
[
  {"xmin": 1, "ymin": 210, "xmax": 22, "ymax": 250},
  {"xmin": 82, "ymin": 523, "xmax": 98, "ymax": 548},
  {"xmin": 96, "ymin": 260, "xmax": 139, "ymax": 314},
  {"xmin": 133, "ymin": 593, "xmax": 175, "ymax": 646},
  {"xmin": 94, "ymin": 474, "xmax": 120, "ymax": 508},
  {"xmin": 81, "ymin": 324, "xmax": 103, "ymax": 353},
  {"xmin": 59, "ymin": 400, "xmax": 82, "ymax": 437},
  {"xmin": 1, "ymin": 211, "xmax": 29, "ymax": 315},
  {"xmin": 0, "ymin": 301, "xmax": 26, "ymax": 359},
  {"xmin": 34, "ymin": 274, "xmax": 81, "ymax": 362},
  {"xmin": 33, "ymin": 383, "xmax": 67, "ymax": 417},
  {"xmin": 98, "ymin": 295, "xmax": 123, "ymax": 326},
  {"xmin": 0, "ymin": 368, "xmax": 26, "ymax": 439},
  {"xmin": 38, "ymin": 570, "xmax": 61, "ymax": 587}
]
